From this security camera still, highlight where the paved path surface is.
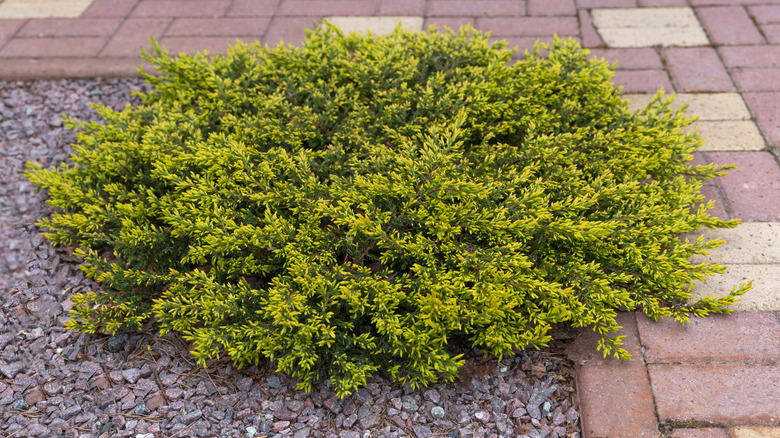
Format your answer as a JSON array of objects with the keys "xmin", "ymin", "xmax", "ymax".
[{"xmin": 0, "ymin": 0, "xmax": 778, "ymax": 437}]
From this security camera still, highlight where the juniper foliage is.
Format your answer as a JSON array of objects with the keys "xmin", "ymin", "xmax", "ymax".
[{"xmin": 26, "ymin": 24, "xmax": 750, "ymax": 397}]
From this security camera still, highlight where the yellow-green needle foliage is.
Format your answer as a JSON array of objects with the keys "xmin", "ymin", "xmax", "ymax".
[{"xmin": 26, "ymin": 24, "xmax": 750, "ymax": 398}]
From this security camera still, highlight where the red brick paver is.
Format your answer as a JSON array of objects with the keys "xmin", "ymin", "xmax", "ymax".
[
  {"xmin": 698, "ymin": 185, "xmax": 729, "ymax": 220},
  {"xmin": 567, "ymin": 313, "xmax": 659, "ymax": 438},
  {"xmin": 0, "ymin": 20, "xmax": 24, "ymax": 46},
  {"xmin": 263, "ymin": 16, "xmax": 320, "ymax": 47},
  {"xmin": 276, "ymin": 0, "xmax": 374, "ymax": 16},
  {"xmin": 732, "ymin": 68, "xmax": 780, "ymax": 92},
  {"xmin": 376, "ymin": 0, "xmax": 425, "ymax": 16},
  {"xmin": 639, "ymin": 0, "xmax": 688, "ymax": 5},
  {"xmin": 132, "ymin": 0, "xmax": 232, "ymax": 17},
  {"xmin": 750, "ymin": 5, "xmax": 780, "ymax": 43},
  {"xmin": 428, "ymin": 0, "xmax": 524, "ymax": 17},
  {"xmin": 613, "ymin": 70, "xmax": 674, "ymax": 93},
  {"xmin": 578, "ymin": 9, "xmax": 603, "ymax": 48},
  {"xmin": 664, "ymin": 47, "xmax": 735, "ymax": 92},
  {"xmin": 475, "ymin": 17, "xmax": 579, "ymax": 37},
  {"xmin": 695, "ymin": 6, "xmax": 764, "ymax": 45},
  {"xmin": 589, "ymin": 48, "xmax": 663, "ymax": 70},
  {"xmin": 576, "ymin": 0, "xmax": 638, "ymax": 7},
  {"xmin": 165, "ymin": 18, "xmax": 271, "ymax": 37},
  {"xmin": 0, "ymin": 37, "xmax": 105, "ymax": 58},
  {"xmin": 424, "ymin": 17, "xmax": 474, "ymax": 31},
  {"xmin": 227, "ymin": 0, "xmax": 281, "ymax": 16},
  {"xmin": 160, "ymin": 37, "xmax": 257, "ymax": 56},
  {"xmin": 17, "ymin": 18, "xmax": 122, "ymax": 37},
  {"xmin": 719, "ymin": 46, "xmax": 780, "ymax": 68},
  {"xmin": 99, "ymin": 18, "xmax": 171, "ymax": 58},
  {"xmin": 636, "ymin": 313, "xmax": 780, "ymax": 365},
  {"xmin": 528, "ymin": 0, "xmax": 577, "ymax": 16},
  {"xmin": 649, "ymin": 364, "xmax": 780, "ymax": 425},
  {"xmin": 81, "ymin": 0, "xmax": 139, "ymax": 17},
  {"xmin": 706, "ymin": 152, "xmax": 780, "ymax": 222},
  {"xmin": 744, "ymin": 92, "xmax": 780, "ymax": 147},
  {"xmin": 0, "ymin": 58, "xmax": 153, "ymax": 80},
  {"xmin": 750, "ymin": 5, "xmax": 780, "ymax": 24}
]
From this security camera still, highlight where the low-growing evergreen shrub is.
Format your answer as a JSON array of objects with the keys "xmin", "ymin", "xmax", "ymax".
[{"xmin": 27, "ymin": 24, "xmax": 750, "ymax": 397}]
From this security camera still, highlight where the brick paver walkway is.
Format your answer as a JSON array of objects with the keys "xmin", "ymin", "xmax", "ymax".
[{"xmin": 1, "ymin": 1, "xmax": 778, "ymax": 437}]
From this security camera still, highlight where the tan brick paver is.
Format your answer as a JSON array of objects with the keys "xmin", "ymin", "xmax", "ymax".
[
  {"xmin": 325, "ymin": 16, "xmax": 423, "ymax": 36},
  {"xmin": 591, "ymin": 8, "xmax": 709, "ymax": 47},
  {"xmin": 0, "ymin": 0, "xmax": 95, "ymax": 19}
]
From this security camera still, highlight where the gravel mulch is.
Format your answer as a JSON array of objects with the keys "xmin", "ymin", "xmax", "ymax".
[{"xmin": 0, "ymin": 78, "xmax": 583, "ymax": 438}]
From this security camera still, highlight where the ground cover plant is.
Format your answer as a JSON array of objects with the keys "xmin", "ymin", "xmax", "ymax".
[{"xmin": 26, "ymin": 24, "xmax": 750, "ymax": 397}]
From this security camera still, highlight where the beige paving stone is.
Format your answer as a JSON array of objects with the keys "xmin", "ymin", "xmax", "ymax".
[
  {"xmin": 685, "ymin": 121, "xmax": 765, "ymax": 151},
  {"xmin": 325, "ymin": 16, "xmax": 424, "ymax": 36},
  {"xmin": 684, "ymin": 224, "xmax": 780, "ymax": 310},
  {"xmin": 592, "ymin": 8, "xmax": 709, "ymax": 48},
  {"xmin": 0, "ymin": 0, "xmax": 95, "ymax": 18},
  {"xmin": 689, "ymin": 264, "xmax": 780, "ymax": 311},
  {"xmin": 733, "ymin": 428, "xmax": 780, "ymax": 438},
  {"xmin": 593, "ymin": 8, "xmax": 701, "ymax": 29},
  {"xmin": 597, "ymin": 27, "xmax": 709, "ymax": 48},
  {"xmin": 624, "ymin": 93, "xmax": 763, "ymax": 150},
  {"xmin": 624, "ymin": 93, "xmax": 751, "ymax": 121},
  {"xmin": 682, "ymin": 223, "xmax": 780, "ymax": 264}
]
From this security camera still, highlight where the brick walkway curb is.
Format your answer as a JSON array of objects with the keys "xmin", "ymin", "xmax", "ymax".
[{"xmin": 568, "ymin": 311, "xmax": 780, "ymax": 438}]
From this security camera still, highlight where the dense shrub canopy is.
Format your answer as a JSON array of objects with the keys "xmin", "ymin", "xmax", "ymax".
[{"xmin": 27, "ymin": 24, "xmax": 749, "ymax": 397}]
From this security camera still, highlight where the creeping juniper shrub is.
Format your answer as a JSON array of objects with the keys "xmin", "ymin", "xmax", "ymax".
[{"xmin": 26, "ymin": 24, "xmax": 750, "ymax": 397}]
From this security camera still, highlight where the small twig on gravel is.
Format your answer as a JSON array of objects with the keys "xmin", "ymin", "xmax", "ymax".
[
  {"xmin": 168, "ymin": 420, "xmax": 195, "ymax": 438},
  {"xmin": 152, "ymin": 367, "xmax": 170, "ymax": 405},
  {"xmin": 116, "ymin": 412, "xmax": 164, "ymax": 422},
  {"xmin": 6, "ymin": 426, "xmax": 26, "ymax": 438},
  {"xmin": 99, "ymin": 362, "xmax": 114, "ymax": 388},
  {"xmin": 13, "ymin": 408, "xmax": 43, "ymax": 418}
]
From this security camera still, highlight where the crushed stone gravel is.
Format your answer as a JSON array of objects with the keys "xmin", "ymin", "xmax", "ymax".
[{"xmin": 0, "ymin": 78, "xmax": 582, "ymax": 438}]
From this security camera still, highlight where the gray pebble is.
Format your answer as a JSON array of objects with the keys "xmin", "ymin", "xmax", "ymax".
[
  {"xmin": 12, "ymin": 399, "xmax": 29, "ymax": 410},
  {"xmin": 423, "ymin": 389, "xmax": 441, "ymax": 404},
  {"xmin": 122, "ymin": 368, "xmax": 141, "ymax": 384},
  {"xmin": 474, "ymin": 410, "xmax": 491, "ymax": 423},
  {"xmin": 107, "ymin": 334, "xmax": 129, "ymax": 352},
  {"xmin": 527, "ymin": 403, "xmax": 542, "ymax": 420},
  {"xmin": 359, "ymin": 413, "xmax": 380, "ymax": 429},
  {"xmin": 237, "ymin": 377, "xmax": 253, "ymax": 392},
  {"xmin": 267, "ymin": 376, "xmax": 281, "ymax": 388},
  {"xmin": 294, "ymin": 427, "xmax": 311, "ymax": 438},
  {"xmin": 1, "ymin": 363, "xmax": 25, "ymax": 379},
  {"xmin": 413, "ymin": 425, "xmax": 433, "ymax": 437},
  {"xmin": 528, "ymin": 386, "xmax": 556, "ymax": 407},
  {"xmin": 61, "ymin": 405, "xmax": 81, "ymax": 420},
  {"xmin": 180, "ymin": 409, "xmax": 202, "ymax": 425},
  {"xmin": 541, "ymin": 401, "xmax": 552, "ymax": 417},
  {"xmin": 134, "ymin": 404, "xmax": 151, "ymax": 416}
]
